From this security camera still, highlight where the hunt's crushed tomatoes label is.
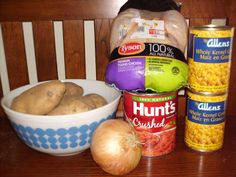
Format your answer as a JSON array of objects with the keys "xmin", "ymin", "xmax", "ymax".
[{"xmin": 123, "ymin": 91, "xmax": 178, "ymax": 157}]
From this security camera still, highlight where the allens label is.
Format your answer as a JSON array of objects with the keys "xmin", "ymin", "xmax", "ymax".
[
  {"xmin": 123, "ymin": 92, "xmax": 177, "ymax": 133},
  {"xmin": 193, "ymin": 37, "xmax": 231, "ymax": 63},
  {"xmin": 198, "ymin": 103, "xmax": 221, "ymax": 111},
  {"xmin": 187, "ymin": 98, "xmax": 226, "ymax": 124},
  {"xmin": 118, "ymin": 42, "xmax": 145, "ymax": 55},
  {"xmin": 206, "ymin": 39, "xmax": 230, "ymax": 48}
]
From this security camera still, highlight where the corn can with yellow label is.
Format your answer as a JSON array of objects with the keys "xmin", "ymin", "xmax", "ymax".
[
  {"xmin": 184, "ymin": 89, "xmax": 227, "ymax": 152},
  {"xmin": 188, "ymin": 25, "xmax": 234, "ymax": 94}
]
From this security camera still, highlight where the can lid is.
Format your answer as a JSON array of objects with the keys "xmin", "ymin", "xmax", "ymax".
[{"xmin": 191, "ymin": 24, "xmax": 234, "ymax": 31}]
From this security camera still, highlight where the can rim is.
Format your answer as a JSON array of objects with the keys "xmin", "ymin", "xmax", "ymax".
[
  {"xmin": 123, "ymin": 90, "xmax": 178, "ymax": 96},
  {"xmin": 191, "ymin": 24, "xmax": 234, "ymax": 31},
  {"xmin": 184, "ymin": 141, "xmax": 223, "ymax": 152},
  {"xmin": 186, "ymin": 88, "xmax": 227, "ymax": 96}
]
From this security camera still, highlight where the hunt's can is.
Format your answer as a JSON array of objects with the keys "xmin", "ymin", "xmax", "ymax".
[
  {"xmin": 188, "ymin": 25, "xmax": 234, "ymax": 94},
  {"xmin": 184, "ymin": 89, "xmax": 227, "ymax": 152},
  {"xmin": 123, "ymin": 90, "xmax": 178, "ymax": 157}
]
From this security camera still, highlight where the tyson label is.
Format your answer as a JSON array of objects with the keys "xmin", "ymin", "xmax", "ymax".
[{"xmin": 118, "ymin": 42, "xmax": 145, "ymax": 55}]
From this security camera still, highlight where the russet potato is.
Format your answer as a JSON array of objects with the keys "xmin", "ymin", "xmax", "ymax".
[
  {"xmin": 64, "ymin": 82, "xmax": 84, "ymax": 96},
  {"xmin": 11, "ymin": 80, "xmax": 108, "ymax": 115},
  {"xmin": 11, "ymin": 80, "xmax": 66, "ymax": 115},
  {"xmin": 83, "ymin": 93, "xmax": 107, "ymax": 108},
  {"xmin": 47, "ymin": 95, "xmax": 93, "ymax": 115}
]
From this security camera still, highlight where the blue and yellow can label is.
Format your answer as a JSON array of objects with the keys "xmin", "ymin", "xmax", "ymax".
[
  {"xmin": 193, "ymin": 37, "xmax": 231, "ymax": 63},
  {"xmin": 185, "ymin": 90, "xmax": 227, "ymax": 151},
  {"xmin": 187, "ymin": 99, "xmax": 225, "ymax": 125},
  {"xmin": 188, "ymin": 26, "xmax": 234, "ymax": 93}
]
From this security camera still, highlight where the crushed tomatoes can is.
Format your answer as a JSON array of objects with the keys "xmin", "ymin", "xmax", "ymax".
[
  {"xmin": 123, "ymin": 90, "xmax": 178, "ymax": 157},
  {"xmin": 184, "ymin": 89, "xmax": 227, "ymax": 152},
  {"xmin": 188, "ymin": 25, "xmax": 234, "ymax": 94}
]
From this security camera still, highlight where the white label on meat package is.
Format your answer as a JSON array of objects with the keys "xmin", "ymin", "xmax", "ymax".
[
  {"xmin": 118, "ymin": 24, "xmax": 129, "ymax": 40},
  {"xmin": 130, "ymin": 18, "xmax": 165, "ymax": 39}
]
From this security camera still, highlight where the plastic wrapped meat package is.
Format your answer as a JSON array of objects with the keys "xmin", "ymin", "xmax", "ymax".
[{"xmin": 105, "ymin": 0, "xmax": 188, "ymax": 92}]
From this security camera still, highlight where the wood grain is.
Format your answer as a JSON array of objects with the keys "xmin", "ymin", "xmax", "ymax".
[
  {"xmin": 0, "ymin": 0, "xmax": 126, "ymax": 21},
  {"xmin": 0, "ymin": 81, "xmax": 2, "ymax": 98},
  {"xmin": 0, "ymin": 115, "xmax": 236, "ymax": 177},
  {"xmin": 0, "ymin": 0, "xmax": 235, "ymax": 118},
  {"xmin": 0, "ymin": 0, "xmax": 230, "ymax": 21},
  {"xmin": 189, "ymin": 18, "xmax": 212, "ymax": 26},
  {"xmin": 178, "ymin": 95, "xmax": 187, "ymax": 118},
  {"xmin": 64, "ymin": 20, "xmax": 85, "ymax": 79},
  {"xmin": 227, "ymin": 0, "xmax": 236, "ymax": 116},
  {"xmin": 180, "ymin": 0, "xmax": 230, "ymax": 18},
  {"xmin": 116, "ymin": 96, "xmax": 124, "ymax": 118},
  {"xmin": 1, "ymin": 22, "xmax": 29, "ymax": 90},
  {"xmin": 94, "ymin": 19, "xmax": 112, "ymax": 81},
  {"xmin": 0, "ymin": 81, "xmax": 4, "ymax": 118},
  {"xmin": 32, "ymin": 21, "xmax": 58, "ymax": 81}
]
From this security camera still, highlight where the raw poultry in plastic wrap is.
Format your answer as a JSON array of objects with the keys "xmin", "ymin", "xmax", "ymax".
[{"xmin": 106, "ymin": 0, "xmax": 189, "ymax": 92}]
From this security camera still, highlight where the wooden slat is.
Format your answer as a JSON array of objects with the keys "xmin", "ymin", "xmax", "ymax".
[
  {"xmin": 0, "ymin": 80, "xmax": 4, "ymax": 118},
  {"xmin": 178, "ymin": 96, "xmax": 187, "ymax": 118},
  {"xmin": 180, "ymin": 0, "xmax": 230, "ymax": 18},
  {"xmin": 0, "ymin": 0, "xmax": 126, "ymax": 21},
  {"xmin": 95, "ymin": 19, "xmax": 112, "ymax": 81},
  {"xmin": 0, "ymin": 0, "xmax": 230, "ymax": 22},
  {"xmin": 189, "ymin": 18, "xmax": 212, "ymax": 26},
  {"xmin": 22, "ymin": 22, "xmax": 38, "ymax": 84},
  {"xmin": 0, "ymin": 0, "xmax": 234, "ymax": 118},
  {"xmin": 0, "ymin": 80, "xmax": 2, "ymax": 98},
  {"xmin": 54, "ymin": 21, "xmax": 65, "ymax": 80},
  {"xmin": 1, "ymin": 22, "xmax": 29, "ymax": 90},
  {"xmin": 0, "ymin": 24, "xmax": 10, "ymax": 94},
  {"xmin": 32, "ymin": 21, "xmax": 58, "ymax": 81},
  {"xmin": 116, "ymin": 97, "xmax": 123, "ymax": 118},
  {"xmin": 226, "ymin": 0, "xmax": 236, "ymax": 116},
  {"xmin": 211, "ymin": 18, "xmax": 228, "ymax": 26},
  {"xmin": 84, "ymin": 21, "xmax": 96, "ymax": 80},
  {"xmin": 64, "ymin": 20, "xmax": 85, "ymax": 79}
]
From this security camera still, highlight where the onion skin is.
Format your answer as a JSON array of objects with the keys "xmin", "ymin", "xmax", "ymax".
[{"xmin": 90, "ymin": 119, "xmax": 142, "ymax": 175}]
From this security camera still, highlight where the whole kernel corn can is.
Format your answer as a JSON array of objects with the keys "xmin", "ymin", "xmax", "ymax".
[
  {"xmin": 184, "ymin": 89, "xmax": 227, "ymax": 152},
  {"xmin": 188, "ymin": 25, "xmax": 234, "ymax": 94},
  {"xmin": 123, "ymin": 90, "xmax": 177, "ymax": 157}
]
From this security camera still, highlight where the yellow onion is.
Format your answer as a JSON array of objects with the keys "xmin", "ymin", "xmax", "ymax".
[{"xmin": 90, "ymin": 119, "xmax": 142, "ymax": 175}]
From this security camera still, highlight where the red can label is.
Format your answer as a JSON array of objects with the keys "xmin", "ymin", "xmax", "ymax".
[{"xmin": 123, "ymin": 91, "xmax": 177, "ymax": 156}]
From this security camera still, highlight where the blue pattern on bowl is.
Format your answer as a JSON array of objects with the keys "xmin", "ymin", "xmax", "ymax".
[{"xmin": 11, "ymin": 112, "xmax": 115, "ymax": 150}]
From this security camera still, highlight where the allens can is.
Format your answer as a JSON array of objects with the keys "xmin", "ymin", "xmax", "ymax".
[
  {"xmin": 123, "ymin": 90, "xmax": 178, "ymax": 157},
  {"xmin": 188, "ymin": 25, "xmax": 234, "ymax": 94},
  {"xmin": 184, "ymin": 89, "xmax": 227, "ymax": 152}
]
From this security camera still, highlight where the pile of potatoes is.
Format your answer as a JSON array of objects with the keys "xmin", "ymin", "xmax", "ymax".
[{"xmin": 11, "ymin": 80, "xmax": 107, "ymax": 115}]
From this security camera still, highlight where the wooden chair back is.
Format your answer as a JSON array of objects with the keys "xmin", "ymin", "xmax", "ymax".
[{"xmin": 0, "ymin": 0, "xmax": 235, "ymax": 117}]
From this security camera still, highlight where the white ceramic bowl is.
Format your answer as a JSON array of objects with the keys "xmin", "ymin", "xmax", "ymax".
[{"xmin": 1, "ymin": 79, "xmax": 121, "ymax": 156}]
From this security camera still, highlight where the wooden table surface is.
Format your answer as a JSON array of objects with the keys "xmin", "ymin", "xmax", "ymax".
[{"xmin": 0, "ymin": 116, "xmax": 236, "ymax": 177}]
